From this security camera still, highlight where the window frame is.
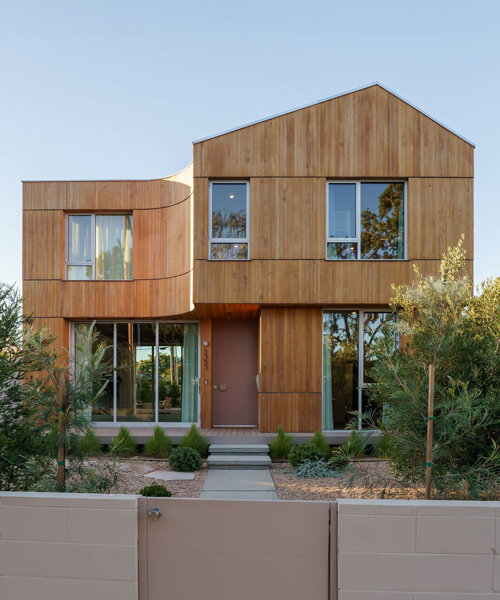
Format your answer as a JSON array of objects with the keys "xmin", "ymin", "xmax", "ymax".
[
  {"xmin": 208, "ymin": 180, "xmax": 250, "ymax": 260},
  {"xmin": 65, "ymin": 212, "xmax": 133, "ymax": 280},
  {"xmin": 326, "ymin": 180, "xmax": 407, "ymax": 260}
]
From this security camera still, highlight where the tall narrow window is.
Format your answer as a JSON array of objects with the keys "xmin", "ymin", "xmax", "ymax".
[
  {"xmin": 209, "ymin": 182, "xmax": 249, "ymax": 259},
  {"xmin": 327, "ymin": 181, "xmax": 405, "ymax": 259},
  {"xmin": 66, "ymin": 214, "xmax": 133, "ymax": 279}
]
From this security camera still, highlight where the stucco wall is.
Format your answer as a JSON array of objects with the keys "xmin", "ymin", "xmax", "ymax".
[
  {"xmin": 336, "ymin": 499, "xmax": 500, "ymax": 599},
  {"xmin": 0, "ymin": 492, "xmax": 138, "ymax": 600}
]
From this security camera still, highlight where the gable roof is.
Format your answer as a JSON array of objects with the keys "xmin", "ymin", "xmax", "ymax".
[{"xmin": 193, "ymin": 82, "xmax": 475, "ymax": 147}]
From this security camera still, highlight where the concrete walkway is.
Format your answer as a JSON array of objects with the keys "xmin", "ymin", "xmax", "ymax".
[{"xmin": 200, "ymin": 469, "xmax": 278, "ymax": 500}]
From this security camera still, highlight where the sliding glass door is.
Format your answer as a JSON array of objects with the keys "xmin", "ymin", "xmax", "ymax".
[{"xmin": 74, "ymin": 321, "xmax": 199, "ymax": 424}]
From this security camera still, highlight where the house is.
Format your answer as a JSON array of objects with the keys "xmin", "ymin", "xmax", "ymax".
[{"xmin": 22, "ymin": 83, "xmax": 474, "ymax": 437}]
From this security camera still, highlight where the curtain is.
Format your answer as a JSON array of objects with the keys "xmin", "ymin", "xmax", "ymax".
[
  {"xmin": 181, "ymin": 324, "xmax": 199, "ymax": 422},
  {"xmin": 322, "ymin": 335, "xmax": 334, "ymax": 430},
  {"xmin": 95, "ymin": 215, "xmax": 133, "ymax": 280}
]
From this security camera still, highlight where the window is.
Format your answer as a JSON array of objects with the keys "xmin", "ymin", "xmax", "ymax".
[
  {"xmin": 322, "ymin": 310, "xmax": 396, "ymax": 430},
  {"xmin": 209, "ymin": 182, "xmax": 249, "ymax": 259},
  {"xmin": 327, "ymin": 182, "xmax": 405, "ymax": 259},
  {"xmin": 66, "ymin": 214, "xmax": 133, "ymax": 279},
  {"xmin": 74, "ymin": 321, "xmax": 199, "ymax": 424}
]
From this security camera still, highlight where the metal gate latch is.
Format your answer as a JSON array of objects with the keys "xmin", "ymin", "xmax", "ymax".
[{"xmin": 148, "ymin": 508, "xmax": 162, "ymax": 520}]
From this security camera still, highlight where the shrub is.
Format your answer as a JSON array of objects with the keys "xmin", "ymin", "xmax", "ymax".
[
  {"xmin": 109, "ymin": 427, "xmax": 137, "ymax": 457},
  {"xmin": 78, "ymin": 429, "xmax": 102, "ymax": 456},
  {"xmin": 328, "ymin": 448, "xmax": 350, "ymax": 470},
  {"xmin": 311, "ymin": 430, "xmax": 331, "ymax": 458},
  {"xmin": 144, "ymin": 427, "xmax": 172, "ymax": 458},
  {"xmin": 179, "ymin": 424, "xmax": 210, "ymax": 458},
  {"xmin": 341, "ymin": 430, "xmax": 369, "ymax": 459},
  {"xmin": 169, "ymin": 447, "xmax": 202, "ymax": 472},
  {"xmin": 373, "ymin": 434, "xmax": 395, "ymax": 459},
  {"xmin": 140, "ymin": 483, "xmax": 172, "ymax": 497},
  {"xmin": 294, "ymin": 458, "xmax": 341, "ymax": 478},
  {"xmin": 288, "ymin": 442, "xmax": 322, "ymax": 467},
  {"xmin": 269, "ymin": 426, "xmax": 294, "ymax": 459}
]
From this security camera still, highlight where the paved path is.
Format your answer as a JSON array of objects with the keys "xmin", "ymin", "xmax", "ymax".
[{"xmin": 200, "ymin": 469, "xmax": 278, "ymax": 500}]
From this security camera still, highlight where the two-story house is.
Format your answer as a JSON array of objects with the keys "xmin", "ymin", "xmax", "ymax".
[{"xmin": 22, "ymin": 83, "xmax": 474, "ymax": 438}]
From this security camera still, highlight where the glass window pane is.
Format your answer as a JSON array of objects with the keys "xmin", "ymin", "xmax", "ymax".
[
  {"xmin": 67, "ymin": 265, "xmax": 93, "ymax": 280},
  {"xmin": 327, "ymin": 242, "xmax": 358, "ymax": 260},
  {"xmin": 116, "ymin": 323, "xmax": 155, "ymax": 422},
  {"xmin": 211, "ymin": 183, "xmax": 247, "ymax": 239},
  {"xmin": 328, "ymin": 183, "xmax": 356, "ymax": 238},
  {"xmin": 360, "ymin": 183, "xmax": 404, "ymax": 259},
  {"xmin": 322, "ymin": 311, "xmax": 359, "ymax": 430},
  {"xmin": 68, "ymin": 215, "xmax": 92, "ymax": 262},
  {"xmin": 95, "ymin": 215, "xmax": 133, "ymax": 280},
  {"xmin": 210, "ymin": 242, "xmax": 248, "ymax": 260}
]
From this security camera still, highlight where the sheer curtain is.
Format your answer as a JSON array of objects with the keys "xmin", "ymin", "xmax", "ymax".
[
  {"xmin": 95, "ymin": 215, "xmax": 133, "ymax": 279},
  {"xmin": 322, "ymin": 336, "xmax": 334, "ymax": 430},
  {"xmin": 181, "ymin": 324, "xmax": 199, "ymax": 422}
]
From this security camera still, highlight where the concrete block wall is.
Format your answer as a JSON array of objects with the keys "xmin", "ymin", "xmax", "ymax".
[
  {"xmin": 336, "ymin": 499, "xmax": 500, "ymax": 599},
  {"xmin": 0, "ymin": 492, "xmax": 138, "ymax": 600}
]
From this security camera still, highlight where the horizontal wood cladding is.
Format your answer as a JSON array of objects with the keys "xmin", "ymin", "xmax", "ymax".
[
  {"xmin": 259, "ymin": 308, "xmax": 322, "ymax": 394},
  {"xmin": 194, "ymin": 85, "xmax": 473, "ymax": 178},
  {"xmin": 23, "ymin": 276, "xmax": 192, "ymax": 319},
  {"xmin": 194, "ymin": 259, "xmax": 472, "ymax": 306},
  {"xmin": 407, "ymin": 177, "xmax": 473, "ymax": 259},
  {"xmin": 23, "ymin": 164, "xmax": 193, "ymax": 211},
  {"xmin": 258, "ymin": 393, "xmax": 321, "ymax": 432}
]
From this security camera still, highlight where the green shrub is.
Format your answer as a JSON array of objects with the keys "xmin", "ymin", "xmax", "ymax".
[
  {"xmin": 140, "ymin": 483, "xmax": 172, "ymax": 497},
  {"xmin": 294, "ymin": 458, "xmax": 340, "ymax": 478},
  {"xmin": 328, "ymin": 447, "xmax": 350, "ymax": 470},
  {"xmin": 311, "ymin": 430, "xmax": 331, "ymax": 458},
  {"xmin": 169, "ymin": 447, "xmax": 202, "ymax": 472},
  {"xmin": 77, "ymin": 429, "xmax": 102, "ymax": 456},
  {"xmin": 288, "ymin": 442, "xmax": 322, "ymax": 467},
  {"xmin": 144, "ymin": 427, "xmax": 172, "ymax": 458},
  {"xmin": 179, "ymin": 424, "xmax": 209, "ymax": 458},
  {"xmin": 341, "ymin": 430, "xmax": 368, "ymax": 459},
  {"xmin": 109, "ymin": 427, "xmax": 137, "ymax": 457},
  {"xmin": 373, "ymin": 434, "xmax": 395, "ymax": 459},
  {"xmin": 269, "ymin": 426, "xmax": 294, "ymax": 459}
]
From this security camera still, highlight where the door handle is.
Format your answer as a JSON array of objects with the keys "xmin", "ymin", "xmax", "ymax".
[
  {"xmin": 148, "ymin": 508, "xmax": 162, "ymax": 520},
  {"xmin": 213, "ymin": 383, "xmax": 227, "ymax": 392}
]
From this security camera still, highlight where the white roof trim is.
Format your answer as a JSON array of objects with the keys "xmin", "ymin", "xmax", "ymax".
[{"xmin": 193, "ymin": 82, "xmax": 475, "ymax": 147}]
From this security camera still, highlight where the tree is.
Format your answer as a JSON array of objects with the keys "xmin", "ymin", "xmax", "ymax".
[{"xmin": 366, "ymin": 238, "xmax": 500, "ymax": 499}]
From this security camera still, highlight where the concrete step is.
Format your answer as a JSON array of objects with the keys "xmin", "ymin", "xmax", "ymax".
[
  {"xmin": 207, "ymin": 454, "xmax": 272, "ymax": 470},
  {"xmin": 209, "ymin": 444, "xmax": 270, "ymax": 455}
]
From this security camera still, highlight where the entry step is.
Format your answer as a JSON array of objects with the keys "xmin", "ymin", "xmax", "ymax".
[
  {"xmin": 207, "ymin": 454, "xmax": 272, "ymax": 470},
  {"xmin": 209, "ymin": 444, "xmax": 270, "ymax": 455}
]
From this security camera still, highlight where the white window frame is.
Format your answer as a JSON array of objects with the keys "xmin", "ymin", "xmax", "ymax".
[
  {"xmin": 326, "ymin": 180, "xmax": 407, "ymax": 260},
  {"xmin": 65, "ymin": 213, "xmax": 133, "ymax": 280},
  {"xmin": 208, "ymin": 181, "xmax": 250, "ymax": 260},
  {"xmin": 322, "ymin": 308, "xmax": 394, "ymax": 432},
  {"xmin": 69, "ymin": 320, "xmax": 201, "ymax": 428}
]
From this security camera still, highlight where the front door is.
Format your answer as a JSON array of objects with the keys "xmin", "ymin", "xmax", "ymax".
[{"xmin": 212, "ymin": 321, "xmax": 258, "ymax": 426}]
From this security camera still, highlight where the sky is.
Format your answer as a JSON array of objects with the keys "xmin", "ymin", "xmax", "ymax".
[{"xmin": 0, "ymin": 0, "xmax": 498, "ymax": 288}]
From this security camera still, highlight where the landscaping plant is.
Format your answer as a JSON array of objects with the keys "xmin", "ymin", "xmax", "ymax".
[
  {"xmin": 109, "ymin": 427, "xmax": 137, "ymax": 457},
  {"xmin": 294, "ymin": 458, "xmax": 341, "ymax": 478},
  {"xmin": 77, "ymin": 429, "xmax": 103, "ymax": 456},
  {"xmin": 288, "ymin": 442, "xmax": 322, "ymax": 467},
  {"xmin": 311, "ymin": 430, "xmax": 331, "ymax": 458},
  {"xmin": 144, "ymin": 426, "xmax": 172, "ymax": 458},
  {"xmin": 179, "ymin": 424, "xmax": 210, "ymax": 457},
  {"xmin": 169, "ymin": 447, "xmax": 202, "ymax": 472},
  {"xmin": 269, "ymin": 426, "xmax": 294, "ymax": 459},
  {"xmin": 140, "ymin": 483, "xmax": 172, "ymax": 497}
]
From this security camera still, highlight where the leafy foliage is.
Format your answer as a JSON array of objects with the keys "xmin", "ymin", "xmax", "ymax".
[
  {"xmin": 311, "ymin": 431, "xmax": 331, "ymax": 458},
  {"xmin": 288, "ymin": 442, "xmax": 322, "ymax": 467},
  {"xmin": 109, "ymin": 427, "xmax": 137, "ymax": 457},
  {"xmin": 294, "ymin": 458, "xmax": 341, "ymax": 478},
  {"xmin": 77, "ymin": 429, "xmax": 103, "ymax": 456},
  {"xmin": 328, "ymin": 448, "xmax": 350, "ymax": 470},
  {"xmin": 366, "ymin": 238, "xmax": 500, "ymax": 499},
  {"xmin": 140, "ymin": 483, "xmax": 172, "ymax": 497},
  {"xmin": 269, "ymin": 426, "xmax": 294, "ymax": 459},
  {"xmin": 144, "ymin": 426, "xmax": 172, "ymax": 458},
  {"xmin": 31, "ymin": 459, "xmax": 121, "ymax": 494},
  {"xmin": 169, "ymin": 447, "xmax": 202, "ymax": 472},
  {"xmin": 341, "ymin": 430, "xmax": 370, "ymax": 459},
  {"xmin": 179, "ymin": 424, "xmax": 209, "ymax": 458}
]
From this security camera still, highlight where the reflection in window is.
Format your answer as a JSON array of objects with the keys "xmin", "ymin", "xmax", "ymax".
[
  {"xmin": 323, "ymin": 310, "xmax": 396, "ymax": 430},
  {"xmin": 210, "ymin": 182, "xmax": 249, "ymax": 259}
]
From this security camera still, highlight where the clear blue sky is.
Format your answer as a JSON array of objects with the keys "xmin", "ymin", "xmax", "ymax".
[{"xmin": 1, "ymin": 0, "xmax": 498, "ymax": 288}]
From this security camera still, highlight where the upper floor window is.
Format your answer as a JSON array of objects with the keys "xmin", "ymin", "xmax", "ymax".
[
  {"xmin": 209, "ymin": 181, "xmax": 249, "ymax": 259},
  {"xmin": 66, "ymin": 214, "xmax": 133, "ymax": 280},
  {"xmin": 327, "ymin": 181, "xmax": 405, "ymax": 259}
]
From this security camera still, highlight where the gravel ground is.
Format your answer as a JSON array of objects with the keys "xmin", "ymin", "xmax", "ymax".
[
  {"xmin": 271, "ymin": 459, "xmax": 424, "ymax": 501},
  {"xmin": 108, "ymin": 458, "xmax": 208, "ymax": 497}
]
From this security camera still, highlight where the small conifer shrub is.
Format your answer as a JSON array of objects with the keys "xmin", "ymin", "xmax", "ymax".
[
  {"xmin": 288, "ymin": 442, "xmax": 322, "ymax": 467},
  {"xmin": 144, "ymin": 426, "xmax": 172, "ymax": 458},
  {"xmin": 77, "ymin": 429, "xmax": 102, "ymax": 456},
  {"xmin": 140, "ymin": 483, "xmax": 172, "ymax": 497},
  {"xmin": 169, "ymin": 447, "xmax": 202, "ymax": 472},
  {"xmin": 269, "ymin": 426, "xmax": 294, "ymax": 460},
  {"xmin": 179, "ymin": 424, "xmax": 210, "ymax": 457},
  {"xmin": 311, "ymin": 430, "xmax": 331, "ymax": 458},
  {"xmin": 109, "ymin": 427, "xmax": 137, "ymax": 457}
]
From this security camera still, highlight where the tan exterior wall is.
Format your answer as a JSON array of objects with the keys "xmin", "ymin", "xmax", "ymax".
[
  {"xmin": 336, "ymin": 499, "xmax": 500, "ymax": 599},
  {"xmin": 0, "ymin": 492, "xmax": 138, "ymax": 600}
]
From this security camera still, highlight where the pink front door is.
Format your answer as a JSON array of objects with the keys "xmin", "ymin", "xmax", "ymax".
[{"xmin": 212, "ymin": 321, "xmax": 258, "ymax": 426}]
